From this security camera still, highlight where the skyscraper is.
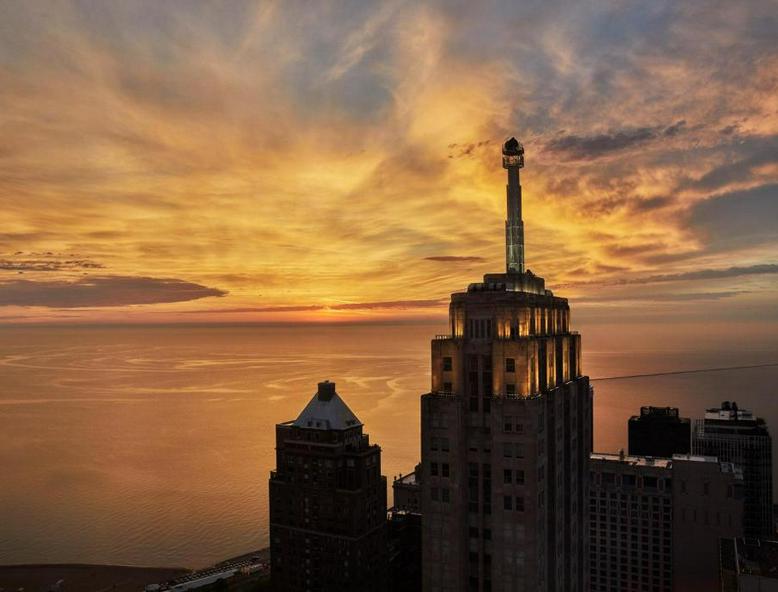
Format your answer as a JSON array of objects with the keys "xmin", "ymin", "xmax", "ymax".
[
  {"xmin": 589, "ymin": 452, "xmax": 743, "ymax": 592},
  {"xmin": 692, "ymin": 401, "xmax": 773, "ymax": 538},
  {"xmin": 628, "ymin": 406, "xmax": 691, "ymax": 458},
  {"xmin": 420, "ymin": 138, "xmax": 593, "ymax": 592},
  {"xmin": 269, "ymin": 381, "xmax": 388, "ymax": 592}
]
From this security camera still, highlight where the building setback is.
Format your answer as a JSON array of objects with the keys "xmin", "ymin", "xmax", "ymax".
[
  {"xmin": 269, "ymin": 381, "xmax": 387, "ymax": 592},
  {"xmin": 692, "ymin": 401, "xmax": 773, "ymax": 538},
  {"xmin": 589, "ymin": 453, "xmax": 743, "ymax": 592},
  {"xmin": 420, "ymin": 138, "xmax": 593, "ymax": 592},
  {"xmin": 628, "ymin": 407, "xmax": 690, "ymax": 458}
]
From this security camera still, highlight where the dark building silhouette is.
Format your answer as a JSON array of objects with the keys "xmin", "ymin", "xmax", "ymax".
[
  {"xmin": 693, "ymin": 401, "xmax": 774, "ymax": 539},
  {"xmin": 419, "ymin": 138, "xmax": 593, "ymax": 592},
  {"xmin": 388, "ymin": 509, "xmax": 422, "ymax": 592},
  {"xmin": 590, "ymin": 452, "xmax": 743, "ymax": 592},
  {"xmin": 393, "ymin": 465, "xmax": 421, "ymax": 513},
  {"xmin": 269, "ymin": 381, "xmax": 387, "ymax": 592},
  {"xmin": 628, "ymin": 406, "xmax": 690, "ymax": 458},
  {"xmin": 720, "ymin": 537, "xmax": 778, "ymax": 591}
]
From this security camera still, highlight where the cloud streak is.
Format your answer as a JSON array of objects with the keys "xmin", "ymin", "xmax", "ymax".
[{"xmin": 0, "ymin": 276, "xmax": 226, "ymax": 308}]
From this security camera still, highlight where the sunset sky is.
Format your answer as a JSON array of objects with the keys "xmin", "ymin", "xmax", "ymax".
[{"xmin": 1, "ymin": 1, "xmax": 776, "ymax": 325}]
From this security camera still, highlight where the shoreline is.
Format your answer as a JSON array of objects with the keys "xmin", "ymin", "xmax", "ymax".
[{"xmin": 0, "ymin": 564, "xmax": 190, "ymax": 592}]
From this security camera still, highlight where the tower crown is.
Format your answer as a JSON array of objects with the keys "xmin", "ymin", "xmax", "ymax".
[{"xmin": 502, "ymin": 137, "xmax": 525, "ymax": 169}]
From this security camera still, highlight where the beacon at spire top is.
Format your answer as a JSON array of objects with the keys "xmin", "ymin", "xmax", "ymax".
[{"xmin": 502, "ymin": 137, "xmax": 524, "ymax": 169}]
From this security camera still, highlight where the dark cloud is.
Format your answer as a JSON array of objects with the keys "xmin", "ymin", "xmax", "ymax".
[
  {"xmin": 640, "ymin": 264, "xmax": 778, "ymax": 284},
  {"xmin": 686, "ymin": 136, "xmax": 778, "ymax": 191},
  {"xmin": 556, "ymin": 263, "xmax": 778, "ymax": 289},
  {"xmin": 0, "ymin": 258, "xmax": 104, "ymax": 272},
  {"xmin": 688, "ymin": 184, "xmax": 778, "ymax": 250},
  {"xmin": 629, "ymin": 196, "xmax": 674, "ymax": 213},
  {"xmin": 574, "ymin": 290, "xmax": 747, "ymax": 304},
  {"xmin": 447, "ymin": 140, "xmax": 491, "ymax": 159},
  {"xmin": 0, "ymin": 276, "xmax": 226, "ymax": 308},
  {"xmin": 662, "ymin": 120, "xmax": 687, "ymax": 137},
  {"xmin": 424, "ymin": 256, "xmax": 485, "ymax": 262},
  {"xmin": 544, "ymin": 121, "xmax": 686, "ymax": 160}
]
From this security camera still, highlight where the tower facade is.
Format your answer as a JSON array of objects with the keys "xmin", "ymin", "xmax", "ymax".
[
  {"xmin": 420, "ymin": 139, "xmax": 593, "ymax": 592},
  {"xmin": 692, "ymin": 401, "xmax": 773, "ymax": 538},
  {"xmin": 269, "ymin": 381, "xmax": 388, "ymax": 592}
]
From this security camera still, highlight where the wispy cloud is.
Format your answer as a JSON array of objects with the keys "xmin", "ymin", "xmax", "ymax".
[
  {"xmin": 424, "ymin": 256, "xmax": 485, "ymax": 262},
  {"xmin": 181, "ymin": 299, "xmax": 445, "ymax": 314},
  {"xmin": 0, "ymin": 1, "xmax": 775, "ymax": 322}
]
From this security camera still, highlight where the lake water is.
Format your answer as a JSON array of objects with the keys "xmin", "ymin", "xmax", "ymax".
[{"xmin": 0, "ymin": 322, "xmax": 776, "ymax": 568}]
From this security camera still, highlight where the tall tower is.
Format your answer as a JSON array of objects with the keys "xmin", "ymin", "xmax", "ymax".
[
  {"xmin": 692, "ymin": 401, "xmax": 773, "ymax": 538},
  {"xmin": 420, "ymin": 139, "xmax": 593, "ymax": 592},
  {"xmin": 503, "ymin": 137, "xmax": 525, "ymax": 274},
  {"xmin": 269, "ymin": 381, "xmax": 388, "ymax": 591}
]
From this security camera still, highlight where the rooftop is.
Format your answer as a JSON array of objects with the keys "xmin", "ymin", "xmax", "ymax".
[
  {"xmin": 292, "ymin": 381, "xmax": 362, "ymax": 431},
  {"xmin": 704, "ymin": 400, "xmax": 756, "ymax": 422},
  {"xmin": 591, "ymin": 452, "xmax": 740, "ymax": 474}
]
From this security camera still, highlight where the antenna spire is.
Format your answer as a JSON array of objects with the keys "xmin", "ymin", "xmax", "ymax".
[{"xmin": 502, "ymin": 137, "xmax": 525, "ymax": 274}]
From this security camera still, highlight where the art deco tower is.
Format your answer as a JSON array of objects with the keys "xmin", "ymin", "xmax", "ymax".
[
  {"xmin": 420, "ymin": 139, "xmax": 593, "ymax": 592},
  {"xmin": 270, "ymin": 381, "xmax": 388, "ymax": 592}
]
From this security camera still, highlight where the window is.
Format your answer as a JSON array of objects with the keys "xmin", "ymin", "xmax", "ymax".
[
  {"xmin": 506, "ymin": 358, "xmax": 516, "ymax": 373},
  {"xmin": 516, "ymin": 469, "xmax": 525, "ymax": 484},
  {"xmin": 431, "ymin": 462, "xmax": 439, "ymax": 476},
  {"xmin": 504, "ymin": 469, "xmax": 512, "ymax": 484},
  {"xmin": 470, "ymin": 397, "xmax": 479, "ymax": 412},
  {"xmin": 431, "ymin": 487, "xmax": 439, "ymax": 501},
  {"xmin": 443, "ymin": 382, "xmax": 452, "ymax": 393},
  {"xmin": 504, "ymin": 416, "xmax": 513, "ymax": 432},
  {"xmin": 515, "ymin": 496, "xmax": 525, "ymax": 511},
  {"xmin": 504, "ymin": 495, "xmax": 513, "ymax": 510},
  {"xmin": 443, "ymin": 357, "xmax": 452, "ymax": 371},
  {"xmin": 469, "ymin": 526, "xmax": 479, "ymax": 538},
  {"xmin": 441, "ymin": 438, "xmax": 450, "ymax": 452},
  {"xmin": 503, "ymin": 442, "xmax": 513, "ymax": 458},
  {"xmin": 506, "ymin": 383, "xmax": 516, "ymax": 395},
  {"xmin": 442, "ymin": 488, "xmax": 450, "ymax": 503},
  {"xmin": 431, "ymin": 437, "xmax": 438, "ymax": 451},
  {"xmin": 442, "ymin": 463, "xmax": 450, "ymax": 478},
  {"xmin": 483, "ymin": 528, "xmax": 492, "ymax": 540}
]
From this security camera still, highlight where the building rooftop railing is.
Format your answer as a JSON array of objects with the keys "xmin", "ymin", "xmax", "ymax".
[{"xmin": 434, "ymin": 330, "xmax": 579, "ymax": 341}]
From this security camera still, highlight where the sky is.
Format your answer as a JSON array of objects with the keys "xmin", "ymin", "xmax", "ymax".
[{"xmin": 1, "ymin": 0, "xmax": 777, "ymax": 327}]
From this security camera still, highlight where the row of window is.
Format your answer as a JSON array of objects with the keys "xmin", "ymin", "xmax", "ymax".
[
  {"xmin": 503, "ymin": 495, "xmax": 525, "ymax": 511},
  {"xmin": 430, "ymin": 487, "xmax": 450, "ymax": 502},
  {"xmin": 503, "ymin": 416, "xmax": 524, "ymax": 432},
  {"xmin": 442, "ymin": 356, "xmax": 516, "ymax": 373},
  {"xmin": 430, "ymin": 462, "xmax": 450, "ymax": 477}
]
